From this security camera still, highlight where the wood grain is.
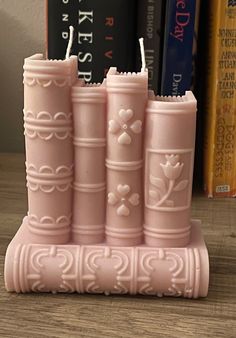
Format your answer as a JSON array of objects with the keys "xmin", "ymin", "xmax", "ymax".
[{"xmin": 0, "ymin": 153, "xmax": 235, "ymax": 338}]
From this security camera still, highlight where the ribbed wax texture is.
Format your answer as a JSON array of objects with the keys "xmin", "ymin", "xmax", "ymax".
[
  {"xmin": 144, "ymin": 92, "xmax": 197, "ymax": 247},
  {"xmin": 106, "ymin": 69, "xmax": 148, "ymax": 246},
  {"xmin": 23, "ymin": 54, "xmax": 77, "ymax": 244},
  {"xmin": 71, "ymin": 84, "xmax": 107, "ymax": 244}
]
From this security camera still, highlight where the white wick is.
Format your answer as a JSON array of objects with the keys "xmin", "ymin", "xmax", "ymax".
[
  {"xmin": 65, "ymin": 26, "xmax": 74, "ymax": 59},
  {"xmin": 139, "ymin": 37, "xmax": 147, "ymax": 72}
]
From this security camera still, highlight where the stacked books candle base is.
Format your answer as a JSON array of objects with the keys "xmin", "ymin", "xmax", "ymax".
[
  {"xmin": 4, "ymin": 55, "xmax": 209, "ymax": 297},
  {"xmin": 5, "ymin": 218, "xmax": 208, "ymax": 297}
]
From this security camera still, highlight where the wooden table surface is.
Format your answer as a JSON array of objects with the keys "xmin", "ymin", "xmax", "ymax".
[{"xmin": 0, "ymin": 153, "xmax": 235, "ymax": 338}]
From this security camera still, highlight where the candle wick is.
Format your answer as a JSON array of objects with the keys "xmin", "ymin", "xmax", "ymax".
[
  {"xmin": 65, "ymin": 26, "xmax": 74, "ymax": 59},
  {"xmin": 139, "ymin": 37, "xmax": 147, "ymax": 72}
]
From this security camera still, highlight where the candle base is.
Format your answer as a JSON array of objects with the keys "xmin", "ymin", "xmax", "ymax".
[{"xmin": 4, "ymin": 218, "xmax": 209, "ymax": 298}]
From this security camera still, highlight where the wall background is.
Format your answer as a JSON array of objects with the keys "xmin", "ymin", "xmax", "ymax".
[{"xmin": 0, "ymin": 0, "xmax": 45, "ymax": 152}]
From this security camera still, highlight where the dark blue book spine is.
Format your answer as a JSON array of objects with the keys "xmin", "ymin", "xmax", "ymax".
[
  {"xmin": 161, "ymin": 0, "xmax": 196, "ymax": 96},
  {"xmin": 136, "ymin": 0, "xmax": 166, "ymax": 95}
]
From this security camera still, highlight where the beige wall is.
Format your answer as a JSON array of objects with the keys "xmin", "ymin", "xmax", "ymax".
[{"xmin": 0, "ymin": 0, "xmax": 45, "ymax": 152}]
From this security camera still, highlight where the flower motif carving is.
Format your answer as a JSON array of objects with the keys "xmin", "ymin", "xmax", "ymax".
[
  {"xmin": 149, "ymin": 154, "xmax": 188, "ymax": 207},
  {"xmin": 108, "ymin": 108, "xmax": 142, "ymax": 145},
  {"xmin": 108, "ymin": 184, "xmax": 140, "ymax": 216}
]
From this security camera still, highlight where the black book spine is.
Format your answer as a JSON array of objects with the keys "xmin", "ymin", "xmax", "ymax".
[
  {"xmin": 47, "ymin": 0, "xmax": 137, "ymax": 83},
  {"xmin": 136, "ymin": 0, "xmax": 166, "ymax": 94}
]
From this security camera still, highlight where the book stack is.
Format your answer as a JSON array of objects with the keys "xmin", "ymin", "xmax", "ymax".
[
  {"xmin": 47, "ymin": 0, "xmax": 197, "ymax": 95},
  {"xmin": 47, "ymin": 0, "xmax": 235, "ymax": 197},
  {"xmin": 202, "ymin": 0, "xmax": 236, "ymax": 197}
]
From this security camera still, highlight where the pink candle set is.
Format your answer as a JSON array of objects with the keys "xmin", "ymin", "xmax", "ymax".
[{"xmin": 4, "ymin": 49, "xmax": 209, "ymax": 297}]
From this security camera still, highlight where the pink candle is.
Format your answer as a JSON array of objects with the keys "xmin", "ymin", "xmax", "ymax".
[
  {"xmin": 4, "ymin": 37, "xmax": 209, "ymax": 298},
  {"xmin": 23, "ymin": 54, "xmax": 77, "ymax": 244},
  {"xmin": 71, "ymin": 81, "xmax": 107, "ymax": 244},
  {"xmin": 144, "ymin": 91, "xmax": 197, "ymax": 247},
  {"xmin": 106, "ymin": 68, "xmax": 148, "ymax": 246}
]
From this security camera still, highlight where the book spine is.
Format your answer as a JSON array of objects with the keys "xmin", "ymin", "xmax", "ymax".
[
  {"xmin": 144, "ymin": 92, "xmax": 197, "ymax": 248},
  {"xmin": 47, "ymin": 0, "xmax": 76, "ymax": 60},
  {"xmin": 5, "ymin": 220, "xmax": 208, "ymax": 297},
  {"xmin": 105, "ymin": 69, "xmax": 148, "ymax": 247},
  {"xmin": 71, "ymin": 83, "xmax": 106, "ymax": 244},
  {"xmin": 47, "ymin": 0, "xmax": 137, "ymax": 83},
  {"xmin": 203, "ymin": 0, "xmax": 236, "ymax": 197},
  {"xmin": 161, "ymin": 0, "xmax": 196, "ymax": 96},
  {"xmin": 23, "ymin": 55, "xmax": 78, "ymax": 244},
  {"xmin": 136, "ymin": 0, "xmax": 165, "ymax": 94}
]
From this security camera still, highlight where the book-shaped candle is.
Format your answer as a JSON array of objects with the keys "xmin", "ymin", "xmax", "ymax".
[
  {"xmin": 144, "ymin": 92, "xmax": 196, "ymax": 247},
  {"xmin": 23, "ymin": 54, "xmax": 77, "ymax": 244},
  {"xmin": 4, "ymin": 35, "xmax": 209, "ymax": 298},
  {"xmin": 106, "ymin": 68, "xmax": 148, "ymax": 246},
  {"xmin": 71, "ymin": 82, "xmax": 107, "ymax": 244}
]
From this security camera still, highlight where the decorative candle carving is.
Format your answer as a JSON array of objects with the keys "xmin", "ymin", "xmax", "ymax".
[
  {"xmin": 71, "ymin": 82, "xmax": 106, "ymax": 244},
  {"xmin": 5, "ymin": 219, "xmax": 209, "ymax": 298},
  {"xmin": 23, "ymin": 54, "xmax": 77, "ymax": 244},
  {"xmin": 144, "ymin": 92, "xmax": 197, "ymax": 247},
  {"xmin": 4, "ymin": 49, "xmax": 209, "ymax": 298},
  {"xmin": 106, "ymin": 68, "xmax": 148, "ymax": 246}
]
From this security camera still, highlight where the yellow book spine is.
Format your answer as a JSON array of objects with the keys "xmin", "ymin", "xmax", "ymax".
[{"xmin": 204, "ymin": 0, "xmax": 236, "ymax": 197}]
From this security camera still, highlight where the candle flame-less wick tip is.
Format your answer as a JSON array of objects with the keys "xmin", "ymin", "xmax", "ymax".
[
  {"xmin": 65, "ymin": 26, "xmax": 74, "ymax": 59},
  {"xmin": 139, "ymin": 37, "xmax": 147, "ymax": 73}
]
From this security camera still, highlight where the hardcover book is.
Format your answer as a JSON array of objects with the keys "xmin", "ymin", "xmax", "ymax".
[
  {"xmin": 161, "ymin": 0, "xmax": 196, "ymax": 96},
  {"xmin": 136, "ymin": 0, "xmax": 166, "ymax": 94},
  {"xmin": 203, "ymin": 0, "xmax": 236, "ymax": 197},
  {"xmin": 46, "ymin": 0, "xmax": 137, "ymax": 83}
]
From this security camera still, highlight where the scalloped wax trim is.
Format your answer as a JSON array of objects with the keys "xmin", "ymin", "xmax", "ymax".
[
  {"xmin": 23, "ymin": 110, "xmax": 72, "ymax": 121},
  {"xmin": 26, "ymin": 163, "xmax": 73, "ymax": 176},
  {"xmin": 28, "ymin": 214, "xmax": 72, "ymax": 228},
  {"xmin": 24, "ymin": 128, "xmax": 72, "ymax": 140},
  {"xmin": 23, "ymin": 78, "xmax": 70, "ymax": 87},
  {"xmin": 26, "ymin": 181, "xmax": 72, "ymax": 193},
  {"xmin": 23, "ymin": 110, "xmax": 73, "ymax": 140}
]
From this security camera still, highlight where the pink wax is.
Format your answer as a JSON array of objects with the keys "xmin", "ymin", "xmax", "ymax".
[
  {"xmin": 144, "ymin": 92, "xmax": 197, "ymax": 247},
  {"xmin": 106, "ymin": 68, "xmax": 148, "ymax": 246},
  {"xmin": 4, "ymin": 54, "xmax": 209, "ymax": 298},
  {"xmin": 23, "ymin": 54, "xmax": 77, "ymax": 244},
  {"xmin": 71, "ymin": 81, "xmax": 107, "ymax": 244}
]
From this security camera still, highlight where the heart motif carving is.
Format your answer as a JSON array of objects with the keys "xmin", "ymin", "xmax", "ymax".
[
  {"xmin": 108, "ymin": 192, "xmax": 118, "ymax": 205},
  {"xmin": 117, "ymin": 204, "xmax": 130, "ymax": 217},
  {"xmin": 119, "ymin": 109, "xmax": 133, "ymax": 122},
  {"xmin": 118, "ymin": 132, "xmax": 131, "ymax": 145},
  {"xmin": 128, "ymin": 193, "xmax": 140, "ymax": 206},
  {"xmin": 130, "ymin": 120, "xmax": 142, "ymax": 134},
  {"xmin": 108, "ymin": 120, "xmax": 120, "ymax": 134},
  {"xmin": 117, "ymin": 184, "xmax": 130, "ymax": 196}
]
